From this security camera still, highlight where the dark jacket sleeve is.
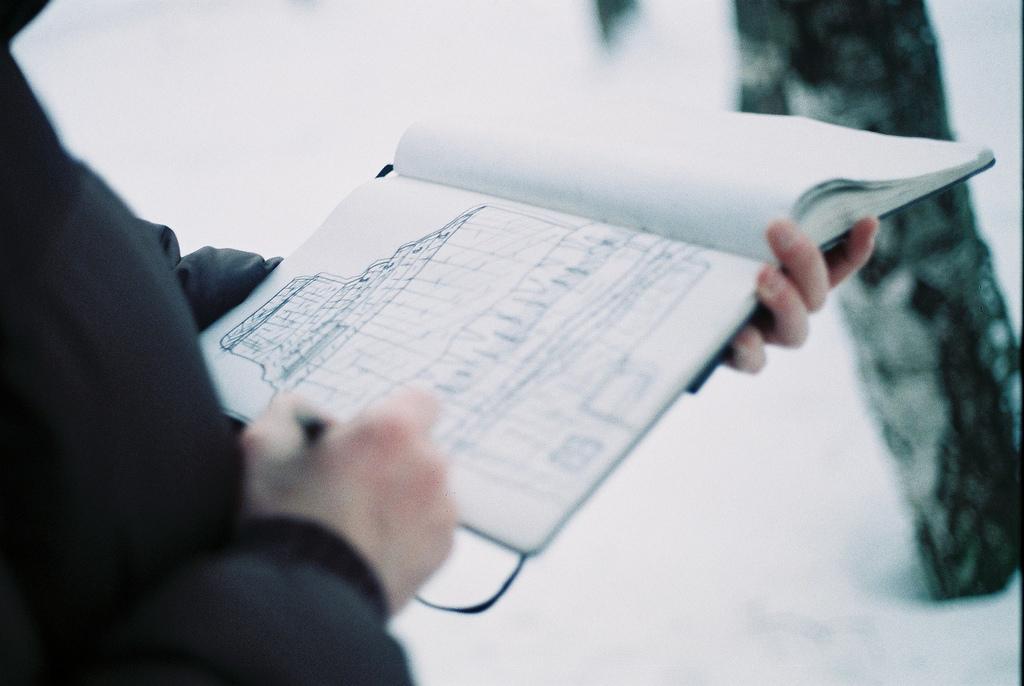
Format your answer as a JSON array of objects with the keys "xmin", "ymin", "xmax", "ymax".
[
  {"xmin": 76, "ymin": 519, "xmax": 412, "ymax": 686},
  {"xmin": 2, "ymin": 32, "xmax": 414, "ymax": 684},
  {"xmin": 137, "ymin": 218, "xmax": 283, "ymax": 331}
]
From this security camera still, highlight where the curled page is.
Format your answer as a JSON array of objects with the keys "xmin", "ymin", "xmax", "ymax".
[{"xmin": 395, "ymin": 110, "xmax": 992, "ymax": 262}]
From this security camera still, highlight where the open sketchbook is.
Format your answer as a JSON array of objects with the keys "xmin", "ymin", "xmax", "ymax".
[{"xmin": 200, "ymin": 112, "xmax": 993, "ymax": 554}]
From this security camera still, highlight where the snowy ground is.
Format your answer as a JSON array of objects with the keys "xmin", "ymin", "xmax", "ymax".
[{"xmin": 13, "ymin": 1, "xmax": 1020, "ymax": 684}]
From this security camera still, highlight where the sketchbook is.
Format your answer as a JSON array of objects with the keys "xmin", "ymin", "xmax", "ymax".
[{"xmin": 199, "ymin": 111, "xmax": 993, "ymax": 555}]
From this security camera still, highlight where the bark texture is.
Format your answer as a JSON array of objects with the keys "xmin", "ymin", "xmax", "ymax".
[{"xmin": 734, "ymin": 0, "xmax": 1020, "ymax": 598}]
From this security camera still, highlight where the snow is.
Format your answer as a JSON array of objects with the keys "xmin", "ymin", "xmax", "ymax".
[{"xmin": 12, "ymin": 1, "xmax": 1020, "ymax": 684}]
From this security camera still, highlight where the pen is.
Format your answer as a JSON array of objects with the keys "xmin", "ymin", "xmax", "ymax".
[{"xmin": 295, "ymin": 412, "xmax": 326, "ymax": 444}]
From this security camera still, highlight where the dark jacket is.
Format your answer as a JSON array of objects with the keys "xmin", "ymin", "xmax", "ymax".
[{"xmin": 1, "ymin": 2, "xmax": 412, "ymax": 682}]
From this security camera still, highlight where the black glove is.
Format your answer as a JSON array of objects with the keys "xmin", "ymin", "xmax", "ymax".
[
  {"xmin": 176, "ymin": 247, "xmax": 282, "ymax": 331},
  {"xmin": 140, "ymin": 218, "xmax": 282, "ymax": 331}
]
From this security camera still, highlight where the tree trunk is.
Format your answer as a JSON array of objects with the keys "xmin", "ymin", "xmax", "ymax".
[{"xmin": 734, "ymin": 0, "xmax": 1020, "ymax": 599}]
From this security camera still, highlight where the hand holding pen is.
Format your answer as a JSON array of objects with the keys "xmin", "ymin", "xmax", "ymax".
[{"xmin": 240, "ymin": 389, "xmax": 458, "ymax": 615}]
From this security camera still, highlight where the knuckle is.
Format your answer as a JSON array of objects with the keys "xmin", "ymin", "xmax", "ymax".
[
  {"xmin": 767, "ymin": 279, "xmax": 797, "ymax": 314},
  {"xmin": 782, "ymin": 232, "xmax": 824, "ymax": 267},
  {"xmin": 364, "ymin": 409, "xmax": 419, "ymax": 448}
]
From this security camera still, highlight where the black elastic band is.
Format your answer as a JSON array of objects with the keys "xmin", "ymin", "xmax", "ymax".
[{"xmin": 415, "ymin": 553, "xmax": 527, "ymax": 614}]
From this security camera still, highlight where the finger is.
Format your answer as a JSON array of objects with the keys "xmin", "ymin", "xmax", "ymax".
[
  {"xmin": 368, "ymin": 387, "xmax": 441, "ymax": 436},
  {"xmin": 279, "ymin": 394, "xmax": 337, "ymax": 446},
  {"xmin": 267, "ymin": 393, "xmax": 331, "ymax": 428},
  {"xmin": 242, "ymin": 393, "xmax": 323, "ymax": 463},
  {"xmin": 766, "ymin": 219, "xmax": 829, "ymax": 312},
  {"xmin": 351, "ymin": 393, "xmax": 442, "ymax": 465},
  {"xmin": 825, "ymin": 216, "xmax": 879, "ymax": 286},
  {"xmin": 757, "ymin": 264, "xmax": 810, "ymax": 347},
  {"xmin": 725, "ymin": 324, "xmax": 766, "ymax": 373}
]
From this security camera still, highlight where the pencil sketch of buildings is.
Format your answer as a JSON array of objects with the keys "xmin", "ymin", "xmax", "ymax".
[{"xmin": 221, "ymin": 205, "xmax": 708, "ymax": 503}]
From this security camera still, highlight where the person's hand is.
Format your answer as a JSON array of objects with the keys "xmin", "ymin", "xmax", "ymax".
[
  {"xmin": 240, "ymin": 389, "xmax": 458, "ymax": 615},
  {"xmin": 727, "ymin": 217, "xmax": 878, "ymax": 373}
]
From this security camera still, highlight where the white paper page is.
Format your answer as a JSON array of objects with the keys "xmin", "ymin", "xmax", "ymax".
[
  {"xmin": 201, "ymin": 177, "xmax": 761, "ymax": 553},
  {"xmin": 395, "ymin": 110, "xmax": 992, "ymax": 262}
]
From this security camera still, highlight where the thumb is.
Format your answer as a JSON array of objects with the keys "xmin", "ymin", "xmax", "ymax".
[{"xmin": 241, "ymin": 393, "xmax": 328, "ymax": 464}]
